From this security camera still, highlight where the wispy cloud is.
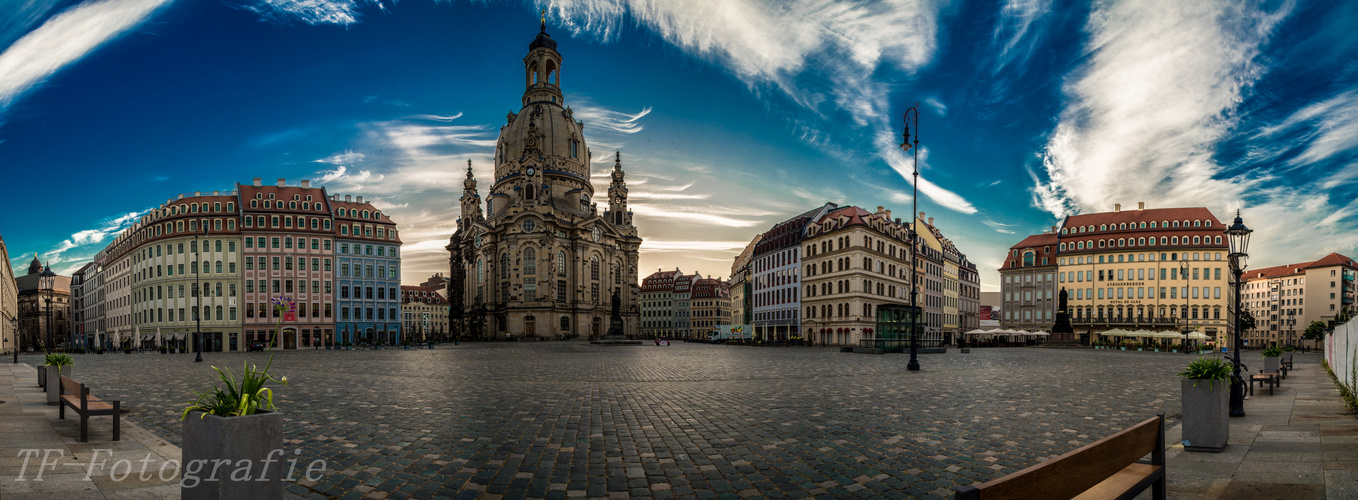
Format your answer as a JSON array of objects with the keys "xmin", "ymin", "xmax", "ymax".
[
  {"xmin": 1034, "ymin": 0, "xmax": 1290, "ymax": 219},
  {"xmin": 43, "ymin": 210, "xmax": 149, "ymax": 273},
  {"xmin": 549, "ymin": 0, "xmax": 979, "ymax": 214},
  {"xmin": 242, "ymin": 0, "xmax": 384, "ymax": 26},
  {"xmin": 571, "ymin": 103, "xmax": 651, "ymax": 135},
  {"xmin": 314, "ymin": 149, "xmax": 366, "ymax": 165},
  {"xmin": 0, "ymin": 0, "xmax": 171, "ymax": 112},
  {"xmin": 981, "ymin": 219, "xmax": 1016, "ymax": 235}
]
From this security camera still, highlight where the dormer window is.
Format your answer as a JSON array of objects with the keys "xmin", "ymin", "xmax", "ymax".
[{"xmin": 570, "ymin": 139, "xmax": 578, "ymax": 158}]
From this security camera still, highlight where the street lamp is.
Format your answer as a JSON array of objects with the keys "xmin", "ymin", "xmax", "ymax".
[
  {"xmin": 40, "ymin": 264, "xmax": 56, "ymax": 354},
  {"xmin": 901, "ymin": 104, "xmax": 921, "ymax": 371},
  {"xmin": 1225, "ymin": 210, "xmax": 1252, "ymax": 418},
  {"xmin": 1181, "ymin": 259, "xmax": 1190, "ymax": 352},
  {"xmin": 10, "ymin": 318, "xmax": 17, "ymax": 364},
  {"xmin": 194, "ymin": 218, "xmax": 207, "ymax": 363}
]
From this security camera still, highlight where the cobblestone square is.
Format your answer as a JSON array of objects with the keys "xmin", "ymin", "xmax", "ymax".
[{"xmin": 30, "ymin": 344, "xmax": 1202, "ymax": 499}]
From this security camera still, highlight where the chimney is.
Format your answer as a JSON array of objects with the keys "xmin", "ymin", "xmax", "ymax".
[
  {"xmin": 1138, "ymin": 201, "xmax": 1145, "ymax": 210},
  {"xmin": 928, "ymin": 217, "xmax": 933, "ymax": 225},
  {"xmin": 356, "ymin": 196, "xmax": 363, "ymax": 203},
  {"xmin": 277, "ymin": 178, "xmax": 286, "ymax": 187},
  {"xmin": 1052, "ymin": 226, "xmax": 1058, "ymax": 233},
  {"xmin": 301, "ymin": 180, "xmax": 311, "ymax": 188},
  {"xmin": 253, "ymin": 178, "xmax": 262, "ymax": 187},
  {"xmin": 885, "ymin": 209, "xmax": 891, "ymax": 220},
  {"xmin": 1114, "ymin": 203, "xmax": 1121, "ymax": 213},
  {"xmin": 876, "ymin": 206, "xmax": 884, "ymax": 214},
  {"xmin": 345, "ymin": 195, "xmax": 352, "ymax": 202}
]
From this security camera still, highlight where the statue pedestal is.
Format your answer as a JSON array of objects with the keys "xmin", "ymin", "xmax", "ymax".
[
  {"xmin": 1048, "ymin": 312, "xmax": 1079, "ymax": 345},
  {"xmin": 590, "ymin": 309, "xmax": 642, "ymax": 346}
]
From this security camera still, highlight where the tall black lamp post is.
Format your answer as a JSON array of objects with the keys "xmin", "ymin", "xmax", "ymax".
[
  {"xmin": 1225, "ymin": 210, "xmax": 1252, "ymax": 417},
  {"xmin": 40, "ymin": 264, "xmax": 56, "ymax": 354},
  {"xmin": 900, "ymin": 104, "xmax": 921, "ymax": 371},
  {"xmin": 10, "ymin": 318, "xmax": 17, "ymax": 363},
  {"xmin": 1181, "ymin": 259, "xmax": 1190, "ymax": 351},
  {"xmin": 194, "ymin": 219, "xmax": 207, "ymax": 363}
]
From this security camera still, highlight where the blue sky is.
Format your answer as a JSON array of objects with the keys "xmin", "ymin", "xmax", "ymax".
[{"xmin": 2, "ymin": 0, "xmax": 1357, "ymax": 291}]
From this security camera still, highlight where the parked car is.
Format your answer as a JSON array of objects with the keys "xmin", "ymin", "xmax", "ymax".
[{"xmin": 247, "ymin": 342, "xmax": 266, "ymax": 352}]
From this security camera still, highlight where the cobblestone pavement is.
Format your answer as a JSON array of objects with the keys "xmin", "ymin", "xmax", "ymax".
[{"xmin": 18, "ymin": 344, "xmax": 1207, "ymax": 499}]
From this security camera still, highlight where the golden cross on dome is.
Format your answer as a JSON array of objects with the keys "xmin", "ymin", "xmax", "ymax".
[{"xmin": 540, "ymin": 9, "xmax": 546, "ymax": 31}]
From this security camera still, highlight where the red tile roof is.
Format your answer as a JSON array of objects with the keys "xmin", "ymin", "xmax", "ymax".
[
  {"xmin": 1063, "ymin": 207, "xmax": 1222, "ymax": 230},
  {"xmin": 998, "ymin": 233, "xmax": 1059, "ymax": 271},
  {"xmin": 1304, "ymin": 252, "xmax": 1358, "ymax": 269}
]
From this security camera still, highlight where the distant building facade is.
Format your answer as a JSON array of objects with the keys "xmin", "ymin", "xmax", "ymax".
[
  {"xmin": 16, "ymin": 256, "xmax": 72, "ymax": 350},
  {"xmin": 999, "ymin": 203, "xmax": 1230, "ymax": 343},
  {"xmin": 401, "ymin": 285, "xmax": 450, "ymax": 341},
  {"xmin": 1242, "ymin": 253, "xmax": 1357, "ymax": 349},
  {"xmin": 640, "ymin": 269, "xmax": 681, "ymax": 339},
  {"xmin": 0, "ymin": 236, "xmax": 17, "ymax": 356},
  {"xmin": 689, "ymin": 278, "xmax": 730, "ymax": 338},
  {"xmin": 752, "ymin": 204, "xmax": 837, "ymax": 341}
]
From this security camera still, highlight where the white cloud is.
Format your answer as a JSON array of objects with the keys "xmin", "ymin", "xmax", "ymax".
[
  {"xmin": 571, "ymin": 103, "xmax": 651, "ymax": 135},
  {"xmin": 1035, "ymin": 1, "xmax": 1290, "ymax": 219},
  {"xmin": 981, "ymin": 219, "xmax": 1016, "ymax": 235},
  {"xmin": 243, "ymin": 0, "xmax": 383, "ymax": 25},
  {"xmin": 0, "ymin": 0, "xmax": 171, "ymax": 111},
  {"xmin": 44, "ymin": 209, "xmax": 149, "ymax": 272},
  {"xmin": 314, "ymin": 149, "xmax": 366, "ymax": 165},
  {"xmin": 548, "ymin": 0, "xmax": 979, "ymax": 214}
]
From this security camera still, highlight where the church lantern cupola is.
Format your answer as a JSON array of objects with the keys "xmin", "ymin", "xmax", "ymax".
[
  {"xmin": 523, "ymin": 13, "xmax": 564, "ymax": 107},
  {"xmin": 607, "ymin": 151, "xmax": 632, "ymax": 227}
]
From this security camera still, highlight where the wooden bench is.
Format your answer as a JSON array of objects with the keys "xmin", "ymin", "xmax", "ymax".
[
  {"xmin": 954, "ymin": 415, "xmax": 1165, "ymax": 500},
  {"xmin": 1282, "ymin": 354, "xmax": 1294, "ymax": 371},
  {"xmin": 57, "ymin": 375, "xmax": 120, "ymax": 442},
  {"xmin": 1250, "ymin": 372, "xmax": 1278, "ymax": 396}
]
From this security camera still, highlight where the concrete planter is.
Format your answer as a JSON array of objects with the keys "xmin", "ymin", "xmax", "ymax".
[
  {"xmin": 1265, "ymin": 356, "xmax": 1280, "ymax": 373},
  {"xmin": 182, "ymin": 410, "xmax": 285, "ymax": 500},
  {"xmin": 427, "ymin": 344, "xmax": 434, "ymax": 349},
  {"xmin": 46, "ymin": 365, "xmax": 72, "ymax": 403},
  {"xmin": 37, "ymin": 364, "xmax": 46, "ymax": 388},
  {"xmin": 1181, "ymin": 378, "xmax": 1229, "ymax": 452}
]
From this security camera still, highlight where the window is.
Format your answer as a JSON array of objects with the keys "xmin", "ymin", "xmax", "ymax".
[{"xmin": 524, "ymin": 248, "xmax": 537, "ymax": 275}]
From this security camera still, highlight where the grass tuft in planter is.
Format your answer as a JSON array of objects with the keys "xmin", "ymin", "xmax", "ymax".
[{"xmin": 1179, "ymin": 356, "xmax": 1232, "ymax": 452}]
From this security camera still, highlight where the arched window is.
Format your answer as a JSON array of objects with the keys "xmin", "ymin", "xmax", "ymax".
[
  {"xmin": 556, "ymin": 251, "xmax": 566, "ymax": 275},
  {"xmin": 560, "ymin": 316, "xmax": 569, "ymax": 331},
  {"xmin": 1150, "ymin": 221, "xmax": 1157, "ymax": 228},
  {"xmin": 1023, "ymin": 252, "xmax": 1034, "ymax": 267},
  {"xmin": 1119, "ymin": 223, "xmax": 1126, "ymax": 230},
  {"xmin": 500, "ymin": 253, "xmax": 509, "ymax": 279},
  {"xmin": 1192, "ymin": 236, "xmax": 1200, "ymax": 244},
  {"xmin": 1118, "ymin": 238, "xmax": 1125, "ymax": 247},
  {"xmin": 590, "ymin": 257, "xmax": 600, "ymax": 281},
  {"xmin": 1098, "ymin": 240, "xmax": 1105, "ymax": 248},
  {"xmin": 1059, "ymin": 243, "xmax": 1066, "ymax": 251},
  {"xmin": 525, "ymin": 185, "xmax": 535, "ymax": 200},
  {"xmin": 477, "ymin": 259, "xmax": 483, "ymax": 284},
  {"xmin": 1137, "ymin": 237, "xmax": 1145, "ymax": 246},
  {"xmin": 1161, "ymin": 236, "xmax": 1167, "ymax": 245},
  {"xmin": 1214, "ymin": 235, "xmax": 1222, "ymax": 245},
  {"xmin": 1100, "ymin": 224, "xmax": 1107, "ymax": 231},
  {"xmin": 1173, "ymin": 221, "xmax": 1179, "ymax": 227},
  {"xmin": 1171, "ymin": 236, "xmax": 1179, "ymax": 245},
  {"xmin": 524, "ymin": 247, "xmax": 536, "ymax": 275},
  {"xmin": 1194, "ymin": 220, "xmax": 1201, "ymax": 227}
]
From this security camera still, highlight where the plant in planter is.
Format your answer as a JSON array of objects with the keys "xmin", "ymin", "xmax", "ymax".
[
  {"xmin": 1179, "ymin": 355, "xmax": 1232, "ymax": 452},
  {"xmin": 181, "ymin": 295, "xmax": 292, "ymax": 500},
  {"xmin": 44, "ymin": 353, "xmax": 74, "ymax": 404},
  {"xmin": 1262, "ymin": 346, "xmax": 1283, "ymax": 373}
]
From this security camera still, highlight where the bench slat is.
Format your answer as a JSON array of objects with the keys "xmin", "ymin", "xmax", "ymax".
[
  {"xmin": 1071, "ymin": 463, "xmax": 1162, "ymax": 500},
  {"xmin": 959, "ymin": 416, "xmax": 1161, "ymax": 500}
]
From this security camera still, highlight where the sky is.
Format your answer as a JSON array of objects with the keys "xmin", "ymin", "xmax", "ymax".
[{"xmin": 2, "ymin": 0, "xmax": 1357, "ymax": 292}]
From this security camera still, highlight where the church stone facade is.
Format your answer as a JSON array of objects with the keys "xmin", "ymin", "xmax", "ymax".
[{"xmin": 447, "ymin": 23, "xmax": 642, "ymax": 341}]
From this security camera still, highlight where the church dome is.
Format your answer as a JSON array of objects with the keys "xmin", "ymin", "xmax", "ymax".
[
  {"xmin": 495, "ymin": 103, "xmax": 588, "ymax": 178},
  {"xmin": 28, "ymin": 254, "xmax": 42, "ymax": 275}
]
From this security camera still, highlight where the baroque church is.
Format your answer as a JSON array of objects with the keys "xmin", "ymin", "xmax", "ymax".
[{"xmin": 446, "ymin": 21, "xmax": 642, "ymax": 340}]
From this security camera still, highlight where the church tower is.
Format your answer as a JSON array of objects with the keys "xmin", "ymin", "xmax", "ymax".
[
  {"xmin": 459, "ymin": 160, "xmax": 483, "ymax": 229},
  {"xmin": 607, "ymin": 152, "xmax": 633, "ymax": 228}
]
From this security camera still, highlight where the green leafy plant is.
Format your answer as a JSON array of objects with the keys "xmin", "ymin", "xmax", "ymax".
[
  {"xmin": 1283, "ymin": 346, "xmax": 1295, "ymax": 352},
  {"xmin": 44, "ymin": 353, "xmax": 73, "ymax": 367},
  {"xmin": 1262, "ymin": 346, "xmax": 1283, "ymax": 357},
  {"xmin": 1179, "ymin": 356, "xmax": 1233, "ymax": 388},
  {"xmin": 181, "ymin": 296, "xmax": 292, "ymax": 420}
]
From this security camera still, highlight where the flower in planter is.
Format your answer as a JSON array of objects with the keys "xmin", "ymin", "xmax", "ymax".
[
  {"xmin": 1262, "ymin": 346, "xmax": 1283, "ymax": 357},
  {"xmin": 182, "ymin": 295, "xmax": 292, "ymax": 419}
]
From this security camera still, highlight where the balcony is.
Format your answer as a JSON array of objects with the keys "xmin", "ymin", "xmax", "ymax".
[{"xmin": 1071, "ymin": 316, "xmax": 1181, "ymax": 327}]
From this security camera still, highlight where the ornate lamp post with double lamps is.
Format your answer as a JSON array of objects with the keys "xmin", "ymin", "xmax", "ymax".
[
  {"xmin": 900, "ymin": 104, "xmax": 922, "ymax": 371},
  {"xmin": 1225, "ymin": 210, "xmax": 1252, "ymax": 417},
  {"xmin": 40, "ymin": 264, "xmax": 56, "ymax": 354}
]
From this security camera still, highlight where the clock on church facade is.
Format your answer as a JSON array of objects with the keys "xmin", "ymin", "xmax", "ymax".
[{"xmin": 446, "ymin": 21, "xmax": 642, "ymax": 341}]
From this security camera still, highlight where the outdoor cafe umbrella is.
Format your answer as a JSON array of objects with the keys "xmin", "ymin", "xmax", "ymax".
[{"xmin": 1185, "ymin": 331, "xmax": 1210, "ymax": 340}]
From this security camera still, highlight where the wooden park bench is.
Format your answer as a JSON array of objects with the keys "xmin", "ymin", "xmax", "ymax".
[
  {"xmin": 1250, "ymin": 372, "xmax": 1279, "ymax": 396},
  {"xmin": 57, "ymin": 375, "xmax": 121, "ymax": 442},
  {"xmin": 955, "ymin": 415, "xmax": 1165, "ymax": 500}
]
